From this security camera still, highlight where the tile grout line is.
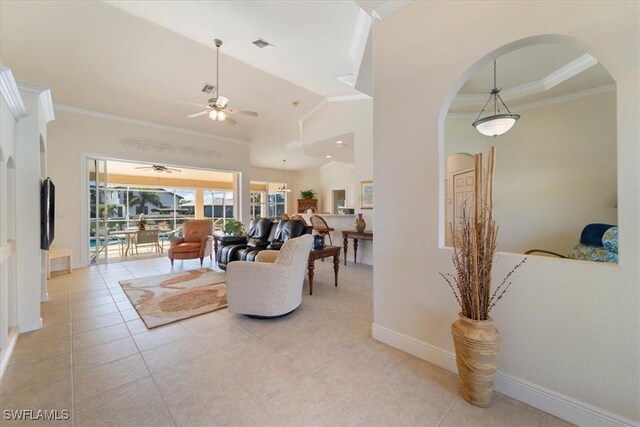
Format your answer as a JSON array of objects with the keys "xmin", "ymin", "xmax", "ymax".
[
  {"xmin": 435, "ymin": 395, "xmax": 459, "ymax": 427},
  {"xmin": 129, "ymin": 316, "xmax": 179, "ymax": 427}
]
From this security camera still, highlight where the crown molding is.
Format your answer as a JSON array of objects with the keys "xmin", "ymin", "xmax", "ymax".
[
  {"xmin": 447, "ymin": 84, "xmax": 616, "ymax": 118},
  {"xmin": 16, "ymin": 81, "xmax": 55, "ymax": 123},
  {"xmin": 0, "ymin": 66, "xmax": 28, "ymax": 120},
  {"xmin": 544, "ymin": 54, "xmax": 597, "ymax": 89},
  {"xmin": 53, "ymin": 104, "xmax": 250, "ymax": 146},
  {"xmin": 454, "ymin": 54, "xmax": 599, "ymax": 103}
]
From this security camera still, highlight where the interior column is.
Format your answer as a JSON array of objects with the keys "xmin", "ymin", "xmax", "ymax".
[{"xmin": 195, "ymin": 189, "xmax": 205, "ymax": 219}]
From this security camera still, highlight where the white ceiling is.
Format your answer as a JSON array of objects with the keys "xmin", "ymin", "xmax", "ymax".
[{"xmin": 105, "ymin": 0, "xmax": 364, "ymax": 99}]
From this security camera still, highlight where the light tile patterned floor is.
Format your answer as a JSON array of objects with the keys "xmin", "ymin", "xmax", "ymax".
[{"xmin": 0, "ymin": 257, "xmax": 573, "ymax": 426}]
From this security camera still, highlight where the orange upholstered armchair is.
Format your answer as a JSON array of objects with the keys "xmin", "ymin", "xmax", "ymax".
[{"xmin": 168, "ymin": 220, "xmax": 213, "ymax": 266}]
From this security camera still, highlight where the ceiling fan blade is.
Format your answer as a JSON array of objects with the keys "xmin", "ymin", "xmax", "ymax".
[
  {"xmin": 227, "ymin": 109, "xmax": 258, "ymax": 117},
  {"xmin": 177, "ymin": 99, "xmax": 208, "ymax": 108},
  {"xmin": 166, "ymin": 168, "xmax": 182, "ymax": 172},
  {"xmin": 187, "ymin": 110, "xmax": 210, "ymax": 118},
  {"xmin": 134, "ymin": 166, "xmax": 153, "ymax": 170},
  {"xmin": 226, "ymin": 116, "xmax": 237, "ymax": 125},
  {"xmin": 215, "ymin": 96, "xmax": 229, "ymax": 108},
  {"xmin": 164, "ymin": 170, "xmax": 173, "ymax": 173}
]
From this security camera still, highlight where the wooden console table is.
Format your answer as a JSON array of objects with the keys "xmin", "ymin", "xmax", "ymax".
[
  {"xmin": 307, "ymin": 246, "xmax": 340, "ymax": 295},
  {"xmin": 342, "ymin": 230, "xmax": 373, "ymax": 266}
]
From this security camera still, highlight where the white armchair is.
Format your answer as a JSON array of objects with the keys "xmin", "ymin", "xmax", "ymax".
[{"xmin": 226, "ymin": 234, "xmax": 313, "ymax": 317}]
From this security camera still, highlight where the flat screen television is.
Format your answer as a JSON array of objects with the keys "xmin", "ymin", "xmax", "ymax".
[{"xmin": 41, "ymin": 177, "xmax": 55, "ymax": 250}]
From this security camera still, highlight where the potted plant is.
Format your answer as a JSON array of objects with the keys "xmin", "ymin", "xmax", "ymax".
[
  {"xmin": 137, "ymin": 214, "xmax": 147, "ymax": 231},
  {"xmin": 298, "ymin": 190, "xmax": 318, "ymax": 213},
  {"xmin": 224, "ymin": 219, "xmax": 245, "ymax": 236},
  {"xmin": 300, "ymin": 190, "xmax": 316, "ymax": 199},
  {"xmin": 440, "ymin": 147, "xmax": 526, "ymax": 408}
]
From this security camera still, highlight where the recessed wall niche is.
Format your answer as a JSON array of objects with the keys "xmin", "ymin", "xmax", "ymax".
[{"xmin": 443, "ymin": 41, "xmax": 618, "ymax": 263}]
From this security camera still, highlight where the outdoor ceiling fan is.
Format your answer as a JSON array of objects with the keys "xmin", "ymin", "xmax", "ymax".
[
  {"xmin": 181, "ymin": 39, "xmax": 258, "ymax": 125},
  {"xmin": 134, "ymin": 165, "xmax": 182, "ymax": 174}
]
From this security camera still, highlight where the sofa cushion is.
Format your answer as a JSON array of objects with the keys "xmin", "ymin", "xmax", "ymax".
[{"xmin": 172, "ymin": 242, "xmax": 201, "ymax": 253}]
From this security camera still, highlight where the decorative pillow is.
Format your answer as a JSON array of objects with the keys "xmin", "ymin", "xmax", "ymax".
[
  {"xmin": 602, "ymin": 227, "xmax": 618, "ymax": 254},
  {"xmin": 579, "ymin": 223, "xmax": 616, "ymax": 247}
]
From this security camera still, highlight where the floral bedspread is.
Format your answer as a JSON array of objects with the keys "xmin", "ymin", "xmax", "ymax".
[{"xmin": 570, "ymin": 243, "xmax": 618, "ymax": 263}]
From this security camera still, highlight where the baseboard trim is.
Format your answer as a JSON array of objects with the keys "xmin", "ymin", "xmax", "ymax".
[
  {"xmin": 19, "ymin": 318, "xmax": 43, "ymax": 333},
  {"xmin": 372, "ymin": 323, "xmax": 638, "ymax": 427},
  {"xmin": 0, "ymin": 327, "xmax": 19, "ymax": 380}
]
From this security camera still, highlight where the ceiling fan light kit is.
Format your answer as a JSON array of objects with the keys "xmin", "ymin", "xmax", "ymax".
[
  {"xmin": 209, "ymin": 110, "xmax": 227, "ymax": 122},
  {"xmin": 472, "ymin": 59, "xmax": 520, "ymax": 137}
]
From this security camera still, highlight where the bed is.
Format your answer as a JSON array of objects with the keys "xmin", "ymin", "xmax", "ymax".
[{"xmin": 525, "ymin": 223, "xmax": 618, "ymax": 263}]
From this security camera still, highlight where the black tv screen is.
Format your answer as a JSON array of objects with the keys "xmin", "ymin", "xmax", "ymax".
[{"xmin": 41, "ymin": 177, "xmax": 55, "ymax": 250}]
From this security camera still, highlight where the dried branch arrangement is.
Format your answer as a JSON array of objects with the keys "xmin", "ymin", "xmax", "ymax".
[{"xmin": 441, "ymin": 146, "xmax": 526, "ymax": 320}]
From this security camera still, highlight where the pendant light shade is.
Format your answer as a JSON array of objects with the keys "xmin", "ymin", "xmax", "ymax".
[
  {"xmin": 473, "ymin": 114, "xmax": 519, "ymax": 136},
  {"xmin": 278, "ymin": 159, "xmax": 292, "ymax": 192},
  {"xmin": 472, "ymin": 60, "xmax": 520, "ymax": 137}
]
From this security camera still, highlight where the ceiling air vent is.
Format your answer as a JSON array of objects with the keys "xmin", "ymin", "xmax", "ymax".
[{"xmin": 252, "ymin": 38, "xmax": 274, "ymax": 50}]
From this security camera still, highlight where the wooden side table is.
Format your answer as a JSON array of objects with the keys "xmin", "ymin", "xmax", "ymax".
[
  {"xmin": 307, "ymin": 246, "xmax": 340, "ymax": 295},
  {"xmin": 342, "ymin": 230, "xmax": 373, "ymax": 265}
]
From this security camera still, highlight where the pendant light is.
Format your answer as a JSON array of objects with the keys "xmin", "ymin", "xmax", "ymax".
[
  {"xmin": 472, "ymin": 59, "xmax": 520, "ymax": 137},
  {"xmin": 277, "ymin": 159, "xmax": 291, "ymax": 192}
]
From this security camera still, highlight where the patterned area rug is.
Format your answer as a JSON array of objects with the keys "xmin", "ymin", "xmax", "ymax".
[{"xmin": 119, "ymin": 268, "xmax": 227, "ymax": 329}]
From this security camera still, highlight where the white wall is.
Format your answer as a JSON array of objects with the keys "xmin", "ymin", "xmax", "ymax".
[
  {"xmin": 47, "ymin": 109, "xmax": 251, "ymax": 268},
  {"xmin": 301, "ymin": 99, "xmax": 374, "ymax": 265},
  {"xmin": 291, "ymin": 168, "xmax": 322, "ymax": 212},
  {"xmin": 446, "ymin": 91, "xmax": 618, "ymax": 255},
  {"xmin": 373, "ymin": 1, "xmax": 639, "ymax": 424}
]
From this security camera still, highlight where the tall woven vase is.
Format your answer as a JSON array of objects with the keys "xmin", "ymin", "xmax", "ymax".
[{"xmin": 451, "ymin": 313, "xmax": 501, "ymax": 407}]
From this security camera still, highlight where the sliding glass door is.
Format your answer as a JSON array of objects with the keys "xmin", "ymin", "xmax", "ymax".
[{"xmin": 87, "ymin": 158, "xmax": 110, "ymax": 264}]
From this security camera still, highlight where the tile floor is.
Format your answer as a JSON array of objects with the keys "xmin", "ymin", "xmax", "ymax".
[{"xmin": 0, "ymin": 257, "xmax": 572, "ymax": 426}]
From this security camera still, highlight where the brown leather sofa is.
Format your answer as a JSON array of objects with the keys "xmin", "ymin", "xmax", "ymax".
[{"xmin": 168, "ymin": 220, "xmax": 213, "ymax": 266}]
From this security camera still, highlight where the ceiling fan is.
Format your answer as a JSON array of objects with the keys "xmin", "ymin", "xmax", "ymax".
[
  {"xmin": 134, "ymin": 165, "xmax": 182, "ymax": 174},
  {"xmin": 181, "ymin": 39, "xmax": 258, "ymax": 125}
]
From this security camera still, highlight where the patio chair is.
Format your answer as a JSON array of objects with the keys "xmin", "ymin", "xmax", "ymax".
[{"xmin": 133, "ymin": 229, "xmax": 162, "ymax": 255}]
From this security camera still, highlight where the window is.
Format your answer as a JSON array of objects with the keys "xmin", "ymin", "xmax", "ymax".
[
  {"xmin": 206, "ymin": 190, "xmax": 234, "ymax": 227},
  {"xmin": 268, "ymin": 191, "xmax": 286, "ymax": 219},
  {"xmin": 250, "ymin": 191, "xmax": 266, "ymax": 219}
]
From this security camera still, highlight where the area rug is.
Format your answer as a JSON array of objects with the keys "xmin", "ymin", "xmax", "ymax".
[{"xmin": 119, "ymin": 268, "xmax": 227, "ymax": 329}]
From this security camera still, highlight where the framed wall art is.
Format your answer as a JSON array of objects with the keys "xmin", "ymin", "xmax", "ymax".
[{"xmin": 360, "ymin": 180, "xmax": 373, "ymax": 209}]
